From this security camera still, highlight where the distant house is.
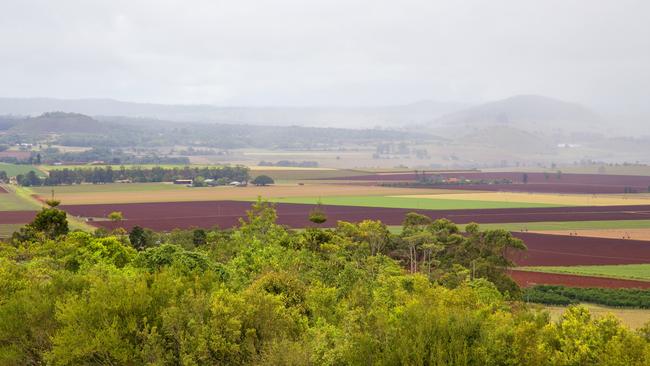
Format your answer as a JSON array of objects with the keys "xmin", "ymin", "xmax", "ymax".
[
  {"xmin": 173, "ymin": 179, "xmax": 193, "ymax": 185},
  {"xmin": 229, "ymin": 181, "xmax": 247, "ymax": 187},
  {"xmin": 115, "ymin": 179, "xmax": 133, "ymax": 184}
]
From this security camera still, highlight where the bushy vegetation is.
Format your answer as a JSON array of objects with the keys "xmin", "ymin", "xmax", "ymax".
[
  {"xmin": 524, "ymin": 285, "xmax": 650, "ymax": 308},
  {"xmin": 2, "ymin": 203, "xmax": 650, "ymax": 365},
  {"xmin": 18, "ymin": 165, "xmax": 250, "ymax": 186}
]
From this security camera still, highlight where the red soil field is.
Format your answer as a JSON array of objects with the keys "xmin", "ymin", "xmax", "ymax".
[
  {"xmin": 509, "ymin": 269, "xmax": 650, "ymax": 289},
  {"xmin": 0, "ymin": 211, "xmax": 36, "ymax": 224},
  {"xmin": 509, "ymin": 233, "xmax": 650, "ymax": 266},
  {"xmin": 61, "ymin": 201, "xmax": 650, "ymax": 231},
  {"xmin": 332, "ymin": 172, "xmax": 650, "ymax": 194}
]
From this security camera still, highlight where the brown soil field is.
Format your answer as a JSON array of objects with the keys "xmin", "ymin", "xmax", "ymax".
[
  {"xmin": 62, "ymin": 202, "xmax": 650, "ymax": 231},
  {"xmin": 510, "ymin": 232, "xmax": 650, "ymax": 266},
  {"xmin": 0, "ymin": 211, "xmax": 37, "ymax": 224},
  {"xmin": 43, "ymin": 184, "xmax": 462, "ymax": 205},
  {"xmin": 509, "ymin": 269, "xmax": 650, "ymax": 289},
  {"xmin": 332, "ymin": 172, "xmax": 650, "ymax": 194},
  {"xmin": 531, "ymin": 228, "xmax": 650, "ymax": 241},
  {"xmin": 0, "ymin": 186, "xmax": 7, "ymax": 194}
]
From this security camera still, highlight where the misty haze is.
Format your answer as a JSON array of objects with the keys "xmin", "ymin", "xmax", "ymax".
[{"xmin": 2, "ymin": 1, "xmax": 650, "ymax": 365}]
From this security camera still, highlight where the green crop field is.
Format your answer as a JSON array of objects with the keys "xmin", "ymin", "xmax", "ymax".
[
  {"xmin": 264, "ymin": 195, "xmax": 564, "ymax": 210},
  {"xmin": 30, "ymin": 182, "xmax": 188, "ymax": 195},
  {"xmin": 0, "ymin": 192, "xmax": 40, "ymax": 211},
  {"xmin": 521, "ymin": 264, "xmax": 650, "ymax": 281},
  {"xmin": 476, "ymin": 219, "xmax": 650, "ymax": 232},
  {"xmin": 0, "ymin": 162, "xmax": 46, "ymax": 177}
]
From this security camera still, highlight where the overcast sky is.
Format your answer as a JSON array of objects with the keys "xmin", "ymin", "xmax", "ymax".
[{"xmin": 0, "ymin": 0, "xmax": 648, "ymax": 113}]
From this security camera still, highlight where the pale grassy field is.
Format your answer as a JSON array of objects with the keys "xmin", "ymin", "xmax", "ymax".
[
  {"xmin": 390, "ymin": 191, "xmax": 650, "ymax": 206},
  {"xmin": 522, "ymin": 264, "xmax": 650, "ymax": 281},
  {"xmin": 531, "ymin": 228, "xmax": 650, "ymax": 241},
  {"xmin": 38, "ymin": 184, "xmax": 463, "ymax": 205},
  {"xmin": 544, "ymin": 304, "xmax": 650, "ymax": 329}
]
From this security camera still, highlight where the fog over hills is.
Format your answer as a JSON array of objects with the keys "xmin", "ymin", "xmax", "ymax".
[
  {"xmin": 431, "ymin": 95, "xmax": 604, "ymax": 135},
  {"xmin": 0, "ymin": 97, "xmax": 466, "ymax": 129}
]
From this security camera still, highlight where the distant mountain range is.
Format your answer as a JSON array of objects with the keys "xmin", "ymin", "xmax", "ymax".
[
  {"xmin": 0, "ymin": 97, "xmax": 467, "ymax": 128},
  {"xmin": 430, "ymin": 95, "xmax": 603, "ymax": 135}
]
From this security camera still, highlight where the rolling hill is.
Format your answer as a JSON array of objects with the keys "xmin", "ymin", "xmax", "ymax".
[{"xmin": 433, "ymin": 95, "xmax": 603, "ymax": 134}]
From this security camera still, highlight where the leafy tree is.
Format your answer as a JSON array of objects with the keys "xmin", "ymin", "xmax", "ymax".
[
  {"xmin": 251, "ymin": 175, "xmax": 274, "ymax": 186},
  {"xmin": 128, "ymin": 225, "xmax": 151, "ymax": 251},
  {"xmin": 192, "ymin": 228, "xmax": 207, "ymax": 246},
  {"xmin": 308, "ymin": 201, "xmax": 327, "ymax": 225},
  {"xmin": 107, "ymin": 211, "xmax": 123, "ymax": 221},
  {"xmin": 29, "ymin": 207, "xmax": 69, "ymax": 239}
]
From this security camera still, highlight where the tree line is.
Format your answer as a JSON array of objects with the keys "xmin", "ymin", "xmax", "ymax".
[
  {"xmin": 1, "ymin": 201, "xmax": 650, "ymax": 364},
  {"xmin": 524, "ymin": 285, "xmax": 650, "ymax": 308},
  {"xmin": 16, "ymin": 165, "xmax": 250, "ymax": 186}
]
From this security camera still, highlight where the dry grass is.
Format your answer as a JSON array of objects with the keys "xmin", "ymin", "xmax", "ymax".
[
  {"xmin": 44, "ymin": 184, "xmax": 461, "ymax": 205},
  {"xmin": 544, "ymin": 304, "xmax": 650, "ymax": 329},
  {"xmin": 530, "ymin": 228, "xmax": 650, "ymax": 241},
  {"xmin": 391, "ymin": 192, "xmax": 650, "ymax": 206}
]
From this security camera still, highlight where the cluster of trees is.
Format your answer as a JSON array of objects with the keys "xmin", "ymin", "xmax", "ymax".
[
  {"xmin": 525, "ymin": 285, "xmax": 650, "ymax": 308},
  {"xmin": 18, "ymin": 165, "xmax": 250, "ymax": 186},
  {"xmin": 36, "ymin": 147, "xmax": 190, "ymax": 165},
  {"xmin": 2, "ymin": 201, "xmax": 650, "ymax": 364}
]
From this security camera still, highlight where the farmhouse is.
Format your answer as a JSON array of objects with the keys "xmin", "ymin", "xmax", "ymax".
[{"xmin": 173, "ymin": 179, "xmax": 193, "ymax": 185}]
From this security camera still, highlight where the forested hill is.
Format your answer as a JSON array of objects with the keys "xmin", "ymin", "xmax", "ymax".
[{"xmin": 0, "ymin": 112, "xmax": 435, "ymax": 148}]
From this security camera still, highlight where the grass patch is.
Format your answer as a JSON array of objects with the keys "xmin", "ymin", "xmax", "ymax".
[
  {"xmin": 0, "ymin": 186, "xmax": 40, "ymax": 211},
  {"xmin": 475, "ymin": 219, "xmax": 650, "ymax": 232},
  {"xmin": 265, "ymin": 195, "xmax": 563, "ymax": 210},
  {"xmin": 521, "ymin": 264, "xmax": 650, "ymax": 281},
  {"xmin": 0, "ymin": 224, "xmax": 23, "ymax": 238},
  {"xmin": 0, "ymin": 162, "xmax": 46, "ymax": 177}
]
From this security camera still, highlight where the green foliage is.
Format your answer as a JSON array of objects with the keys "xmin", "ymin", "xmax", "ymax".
[
  {"xmin": 1, "ymin": 202, "xmax": 649, "ymax": 364},
  {"xmin": 11, "ymin": 207, "xmax": 69, "ymax": 242},
  {"xmin": 524, "ymin": 285, "xmax": 650, "ymax": 308},
  {"xmin": 251, "ymin": 174, "xmax": 274, "ymax": 186},
  {"xmin": 107, "ymin": 211, "xmax": 123, "ymax": 221}
]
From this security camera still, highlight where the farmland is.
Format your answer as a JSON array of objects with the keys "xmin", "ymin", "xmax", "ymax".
[
  {"xmin": 30, "ymin": 183, "xmax": 464, "ymax": 205},
  {"xmin": 0, "ymin": 162, "xmax": 45, "ymax": 177},
  {"xmin": 6, "ymin": 168, "xmax": 650, "ymax": 291},
  {"xmin": 330, "ymin": 171, "xmax": 650, "ymax": 194},
  {"xmin": 392, "ymin": 191, "xmax": 650, "ymax": 206},
  {"xmin": 521, "ymin": 264, "xmax": 650, "ymax": 281},
  {"xmin": 510, "ymin": 270, "xmax": 650, "ymax": 289},
  {"xmin": 531, "ymin": 228, "xmax": 650, "ymax": 240},
  {"xmin": 267, "ymin": 195, "xmax": 563, "ymax": 210}
]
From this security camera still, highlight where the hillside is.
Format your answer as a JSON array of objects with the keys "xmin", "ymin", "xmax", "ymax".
[
  {"xmin": 8, "ymin": 112, "xmax": 109, "ymax": 135},
  {"xmin": 462, "ymin": 126, "xmax": 557, "ymax": 154},
  {"xmin": 434, "ymin": 95, "xmax": 603, "ymax": 134}
]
